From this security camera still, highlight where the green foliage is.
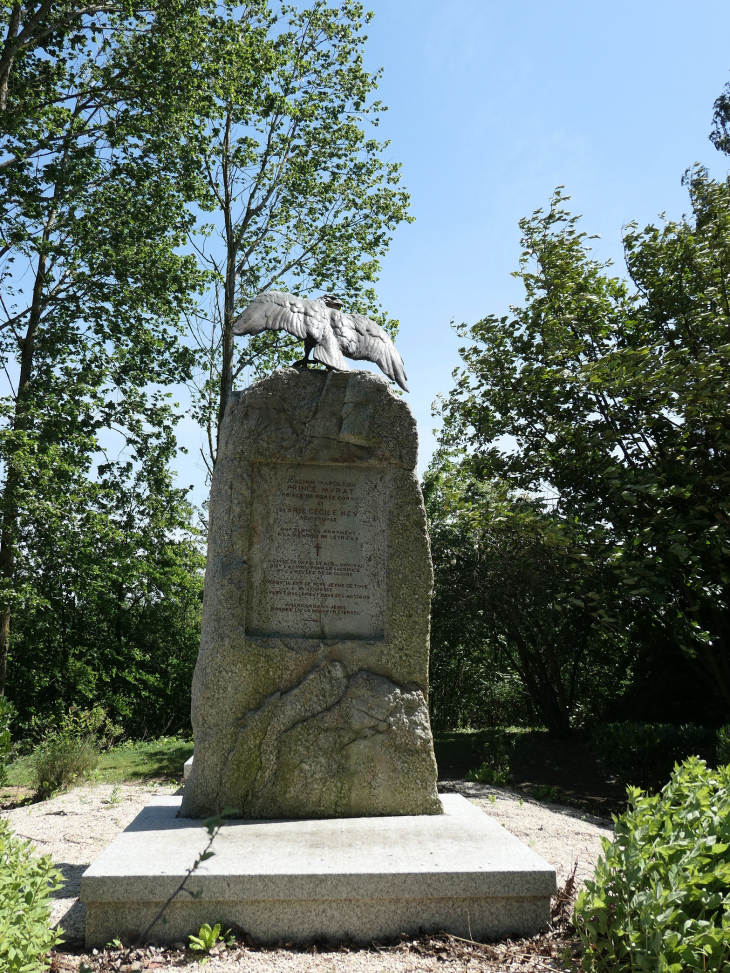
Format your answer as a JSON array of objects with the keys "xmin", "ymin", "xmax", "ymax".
[
  {"xmin": 188, "ymin": 923, "xmax": 233, "ymax": 953},
  {"xmin": 467, "ymin": 764, "xmax": 512, "ymax": 786},
  {"xmin": 30, "ymin": 735, "xmax": 97, "ymax": 801},
  {"xmin": 591, "ymin": 722, "xmax": 711, "ymax": 791},
  {"xmin": 480, "ymin": 727, "xmax": 515, "ymax": 766},
  {"xmin": 435, "ymin": 171, "xmax": 730, "ymax": 713},
  {"xmin": 464, "ymin": 728, "xmax": 514, "ymax": 784},
  {"xmin": 425, "ymin": 464, "xmax": 635, "ymax": 735},
  {"xmin": 5, "ymin": 735, "xmax": 195, "ymax": 789},
  {"xmin": 92, "ymin": 737, "xmax": 194, "ymax": 785},
  {"xmin": 0, "ymin": 819, "xmax": 63, "ymax": 972},
  {"xmin": 9, "ymin": 510, "xmax": 204, "ymax": 739},
  {"xmin": 29, "ymin": 706, "xmax": 116, "ymax": 799},
  {"xmin": 0, "ymin": 696, "xmax": 14, "ymax": 789},
  {"xmin": 717, "ymin": 726, "xmax": 730, "ymax": 765},
  {"xmin": 0, "ymin": 0, "xmax": 216, "ymax": 702},
  {"xmin": 529, "ymin": 784, "xmax": 563, "ymax": 803},
  {"xmin": 711, "ymin": 76, "xmax": 730, "ymax": 155},
  {"xmin": 574, "ymin": 758, "xmax": 730, "ymax": 972},
  {"xmin": 185, "ymin": 0, "xmax": 412, "ymax": 464}
]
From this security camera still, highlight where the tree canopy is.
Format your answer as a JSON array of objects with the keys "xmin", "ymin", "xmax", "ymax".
[
  {"xmin": 0, "ymin": 1, "xmax": 412, "ymax": 732},
  {"xmin": 0, "ymin": 0, "xmax": 217, "ymax": 700},
  {"xmin": 433, "ymin": 166, "xmax": 730, "ymax": 718},
  {"xmin": 184, "ymin": 0, "xmax": 412, "ymax": 469}
]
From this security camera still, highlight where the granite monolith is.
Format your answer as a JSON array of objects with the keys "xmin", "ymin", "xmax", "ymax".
[{"xmin": 180, "ymin": 367, "xmax": 441, "ymax": 819}]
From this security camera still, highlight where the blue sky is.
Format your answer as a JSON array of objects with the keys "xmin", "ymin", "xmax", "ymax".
[
  {"xmin": 177, "ymin": 0, "xmax": 730, "ymax": 505},
  {"xmin": 359, "ymin": 0, "xmax": 730, "ymax": 467}
]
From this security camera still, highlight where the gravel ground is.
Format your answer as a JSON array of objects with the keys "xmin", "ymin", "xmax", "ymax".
[
  {"xmin": 3, "ymin": 782, "xmax": 178, "ymax": 941},
  {"xmin": 3, "ymin": 781, "xmax": 613, "ymax": 972}
]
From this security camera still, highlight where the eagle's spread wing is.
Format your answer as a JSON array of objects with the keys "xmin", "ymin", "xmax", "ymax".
[
  {"xmin": 232, "ymin": 291, "xmax": 316, "ymax": 341},
  {"xmin": 232, "ymin": 292, "xmax": 408, "ymax": 388},
  {"xmin": 232, "ymin": 291, "xmax": 348, "ymax": 371},
  {"xmin": 332, "ymin": 312, "xmax": 409, "ymax": 392}
]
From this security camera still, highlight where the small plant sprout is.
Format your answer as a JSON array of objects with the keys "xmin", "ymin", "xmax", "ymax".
[{"xmin": 188, "ymin": 922, "xmax": 234, "ymax": 953}]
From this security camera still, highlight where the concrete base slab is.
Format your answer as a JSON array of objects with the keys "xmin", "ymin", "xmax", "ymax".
[{"xmin": 80, "ymin": 795, "xmax": 556, "ymax": 947}]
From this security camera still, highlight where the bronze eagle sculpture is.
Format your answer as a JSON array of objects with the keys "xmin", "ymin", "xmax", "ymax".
[{"xmin": 232, "ymin": 291, "xmax": 409, "ymax": 392}]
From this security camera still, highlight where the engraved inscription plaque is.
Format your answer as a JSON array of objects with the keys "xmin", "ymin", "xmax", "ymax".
[{"xmin": 246, "ymin": 463, "xmax": 387, "ymax": 639}]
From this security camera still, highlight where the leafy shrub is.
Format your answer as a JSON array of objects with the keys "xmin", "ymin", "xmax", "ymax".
[
  {"xmin": 30, "ymin": 706, "xmax": 118, "ymax": 799},
  {"xmin": 0, "ymin": 818, "xmax": 63, "ymax": 972},
  {"xmin": 0, "ymin": 696, "xmax": 14, "ymax": 790},
  {"xmin": 467, "ymin": 763, "xmax": 512, "ymax": 786},
  {"xmin": 717, "ymin": 725, "xmax": 730, "ymax": 765},
  {"xmin": 529, "ymin": 784, "xmax": 562, "ymax": 803},
  {"xmin": 574, "ymin": 758, "xmax": 730, "ymax": 972},
  {"xmin": 466, "ymin": 729, "xmax": 515, "ymax": 785},
  {"xmin": 590, "ymin": 722, "xmax": 711, "ymax": 790}
]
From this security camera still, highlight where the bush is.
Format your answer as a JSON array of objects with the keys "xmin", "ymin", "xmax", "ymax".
[
  {"xmin": 590, "ymin": 722, "xmax": 711, "ymax": 790},
  {"xmin": 30, "ymin": 706, "xmax": 117, "ymax": 799},
  {"xmin": 0, "ymin": 696, "xmax": 14, "ymax": 790},
  {"xmin": 717, "ymin": 725, "xmax": 730, "ymax": 765},
  {"xmin": 466, "ymin": 728, "xmax": 515, "ymax": 785},
  {"xmin": 467, "ymin": 763, "xmax": 512, "ymax": 786},
  {"xmin": 0, "ymin": 818, "xmax": 63, "ymax": 972},
  {"xmin": 574, "ymin": 758, "xmax": 730, "ymax": 972}
]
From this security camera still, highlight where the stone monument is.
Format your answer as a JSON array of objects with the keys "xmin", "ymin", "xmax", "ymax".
[
  {"xmin": 80, "ymin": 362, "xmax": 557, "ymax": 948},
  {"xmin": 180, "ymin": 366, "xmax": 441, "ymax": 819}
]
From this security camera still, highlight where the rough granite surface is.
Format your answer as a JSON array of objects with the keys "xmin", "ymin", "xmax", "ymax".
[{"xmin": 180, "ymin": 368, "xmax": 440, "ymax": 819}]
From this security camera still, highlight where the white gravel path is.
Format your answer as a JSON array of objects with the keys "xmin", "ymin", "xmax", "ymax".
[
  {"xmin": 3, "ymin": 781, "xmax": 612, "ymax": 970},
  {"xmin": 3, "ymin": 782, "xmax": 177, "ymax": 941},
  {"xmin": 449, "ymin": 781, "xmax": 612, "ymax": 890}
]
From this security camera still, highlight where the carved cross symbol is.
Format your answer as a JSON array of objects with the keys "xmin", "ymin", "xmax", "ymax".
[{"xmin": 314, "ymin": 542, "xmax": 322, "ymax": 557}]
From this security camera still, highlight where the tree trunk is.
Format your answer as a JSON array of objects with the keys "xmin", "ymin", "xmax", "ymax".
[
  {"xmin": 217, "ymin": 273, "xmax": 235, "ymax": 453},
  {"xmin": 0, "ymin": 245, "xmax": 46, "ymax": 693},
  {"xmin": 216, "ymin": 110, "xmax": 236, "ymax": 462},
  {"xmin": 506, "ymin": 622, "xmax": 572, "ymax": 737},
  {"xmin": 0, "ymin": 1, "xmax": 22, "ymax": 113}
]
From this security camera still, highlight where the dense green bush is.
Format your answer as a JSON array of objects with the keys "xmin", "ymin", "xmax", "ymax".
[
  {"xmin": 591, "ymin": 722, "xmax": 711, "ymax": 790},
  {"xmin": 574, "ymin": 758, "xmax": 730, "ymax": 972},
  {"xmin": 8, "ymin": 527, "xmax": 204, "ymax": 742},
  {"xmin": 0, "ymin": 819, "xmax": 63, "ymax": 972},
  {"xmin": 30, "ymin": 706, "xmax": 117, "ymax": 799},
  {"xmin": 425, "ymin": 468, "xmax": 634, "ymax": 735},
  {"xmin": 0, "ymin": 696, "xmax": 14, "ymax": 790},
  {"xmin": 717, "ymin": 725, "xmax": 730, "ymax": 765},
  {"xmin": 466, "ymin": 728, "xmax": 515, "ymax": 785}
]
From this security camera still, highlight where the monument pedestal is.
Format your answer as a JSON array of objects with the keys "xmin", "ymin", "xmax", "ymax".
[{"xmin": 81, "ymin": 794, "xmax": 556, "ymax": 948}]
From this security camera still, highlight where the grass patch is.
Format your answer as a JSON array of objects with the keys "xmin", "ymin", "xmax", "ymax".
[
  {"xmin": 4, "ymin": 736, "xmax": 193, "ymax": 791},
  {"xmin": 93, "ymin": 737, "xmax": 194, "ymax": 784},
  {"xmin": 4, "ymin": 754, "xmax": 33, "ymax": 788}
]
